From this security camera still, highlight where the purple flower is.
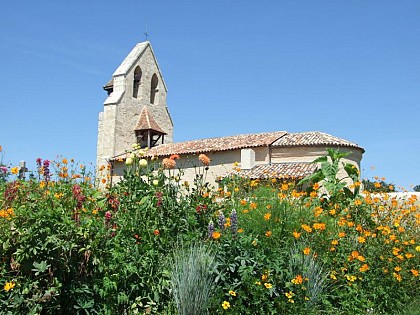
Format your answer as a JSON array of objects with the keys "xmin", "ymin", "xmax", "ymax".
[
  {"xmin": 0, "ymin": 166, "xmax": 7, "ymax": 174},
  {"xmin": 43, "ymin": 160, "xmax": 50, "ymax": 181},
  {"xmin": 218, "ymin": 211, "xmax": 226, "ymax": 231},
  {"xmin": 208, "ymin": 220, "xmax": 214, "ymax": 239}
]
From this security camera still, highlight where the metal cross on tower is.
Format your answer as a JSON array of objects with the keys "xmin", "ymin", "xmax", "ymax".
[{"xmin": 144, "ymin": 26, "xmax": 149, "ymax": 41}]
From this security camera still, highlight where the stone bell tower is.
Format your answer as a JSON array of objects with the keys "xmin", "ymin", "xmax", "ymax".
[{"xmin": 96, "ymin": 41, "xmax": 174, "ymax": 170}]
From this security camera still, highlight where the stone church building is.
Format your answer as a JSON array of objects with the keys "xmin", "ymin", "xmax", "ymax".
[{"xmin": 96, "ymin": 41, "xmax": 364, "ymax": 186}]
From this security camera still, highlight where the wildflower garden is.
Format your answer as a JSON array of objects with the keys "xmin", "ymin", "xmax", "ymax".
[{"xmin": 0, "ymin": 146, "xmax": 419, "ymax": 314}]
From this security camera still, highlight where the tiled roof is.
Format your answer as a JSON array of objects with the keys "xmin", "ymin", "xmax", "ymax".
[
  {"xmin": 146, "ymin": 131, "xmax": 287, "ymax": 157},
  {"xmin": 230, "ymin": 163, "xmax": 317, "ymax": 179},
  {"xmin": 103, "ymin": 78, "xmax": 113, "ymax": 90},
  {"xmin": 135, "ymin": 106, "xmax": 167, "ymax": 134},
  {"xmin": 272, "ymin": 131, "xmax": 364, "ymax": 152}
]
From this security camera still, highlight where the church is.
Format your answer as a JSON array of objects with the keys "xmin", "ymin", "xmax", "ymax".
[{"xmin": 96, "ymin": 41, "xmax": 364, "ymax": 186}]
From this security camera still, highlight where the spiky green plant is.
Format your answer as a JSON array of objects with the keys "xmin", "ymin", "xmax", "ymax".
[{"xmin": 169, "ymin": 243, "xmax": 216, "ymax": 315}]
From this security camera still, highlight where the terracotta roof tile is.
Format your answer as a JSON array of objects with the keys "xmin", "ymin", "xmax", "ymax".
[
  {"xmin": 272, "ymin": 131, "xmax": 364, "ymax": 152},
  {"xmin": 146, "ymin": 131, "xmax": 287, "ymax": 157},
  {"xmin": 103, "ymin": 78, "xmax": 114, "ymax": 90},
  {"xmin": 230, "ymin": 162, "xmax": 317, "ymax": 179},
  {"xmin": 135, "ymin": 106, "xmax": 167, "ymax": 134}
]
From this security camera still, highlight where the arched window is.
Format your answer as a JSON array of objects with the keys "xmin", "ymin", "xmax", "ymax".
[
  {"xmin": 150, "ymin": 73, "xmax": 159, "ymax": 104},
  {"xmin": 133, "ymin": 66, "xmax": 142, "ymax": 98}
]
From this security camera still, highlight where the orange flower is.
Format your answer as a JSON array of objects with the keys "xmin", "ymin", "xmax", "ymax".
[
  {"xmin": 291, "ymin": 274, "xmax": 303, "ymax": 285},
  {"xmin": 153, "ymin": 229, "xmax": 160, "ymax": 236},
  {"xmin": 264, "ymin": 213, "xmax": 271, "ymax": 221},
  {"xmin": 313, "ymin": 223, "xmax": 326, "ymax": 230},
  {"xmin": 62, "ymin": 158, "xmax": 68, "ymax": 164},
  {"xmin": 250, "ymin": 202, "xmax": 257, "ymax": 209},
  {"xmin": 281, "ymin": 183, "xmax": 289, "ymax": 191},
  {"xmin": 312, "ymin": 182, "xmax": 320, "ymax": 190},
  {"xmin": 303, "ymin": 247, "xmax": 311, "ymax": 255},
  {"xmin": 212, "ymin": 231, "xmax": 221, "ymax": 239},
  {"xmin": 265, "ymin": 231, "xmax": 272, "ymax": 237},
  {"xmin": 170, "ymin": 154, "xmax": 180, "ymax": 160},
  {"xmin": 293, "ymin": 231, "xmax": 301, "ymax": 239},
  {"xmin": 163, "ymin": 158, "xmax": 176, "ymax": 169},
  {"xmin": 301, "ymin": 224, "xmax": 312, "ymax": 233},
  {"xmin": 198, "ymin": 154, "xmax": 210, "ymax": 166},
  {"xmin": 359, "ymin": 264, "xmax": 369, "ymax": 272},
  {"xmin": 101, "ymin": 178, "xmax": 107, "ymax": 184}
]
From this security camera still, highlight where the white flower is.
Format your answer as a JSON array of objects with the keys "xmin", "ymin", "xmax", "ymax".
[
  {"xmin": 139, "ymin": 159, "xmax": 148, "ymax": 168},
  {"xmin": 126, "ymin": 157, "xmax": 133, "ymax": 165},
  {"xmin": 152, "ymin": 179, "xmax": 159, "ymax": 186}
]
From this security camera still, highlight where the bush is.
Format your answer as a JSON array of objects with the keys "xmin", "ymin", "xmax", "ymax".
[{"xmin": 0, "ymin": 148, "xmax": 419, "ymax": 314}]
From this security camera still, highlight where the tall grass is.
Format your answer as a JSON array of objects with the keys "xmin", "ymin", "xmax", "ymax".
[{"xmin": 169, "ymin": 243, "xmax": 216, "ymax": 315}]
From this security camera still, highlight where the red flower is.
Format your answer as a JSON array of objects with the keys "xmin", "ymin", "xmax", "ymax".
[{"xmin": 153, "ymin": 229, "xmax": 160, "ymax": 236}]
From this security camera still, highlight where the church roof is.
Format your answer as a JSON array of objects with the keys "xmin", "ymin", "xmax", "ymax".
[
  {"xmin": 272, "ymin": 131, "xmax": 364, "ymax": 152},
  {"xmin": 229, "ymin": 162, "xmax": 318, "ymax": 179},
  {"xmin": 110, "ymin": 130, "xmax": 363, "ymax": 161},
  {"xmin": 103, "ymin": 41, "xmax": 168, "ymax": 92},
  {"xmin": 146, "ymin": 131, "xmax": 287, "ymax": 156},
  {"xmin": 134, "ymin": 106, "xmax": 167, "ymax": 134}
]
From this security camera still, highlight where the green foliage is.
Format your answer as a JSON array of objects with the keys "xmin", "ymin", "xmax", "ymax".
[
  {"xmin": 412, "ymin": 185, "xmax": 420, "ymax": 192},
  {"xmin": 362, "ymin": 178, "xmax": 395, "ymax": 193},
  {"xmin": 0, "ymin": 148, "xmax": 419, "ymax": 314},
  {"xmin": 299, "ymin": 148, "xmax": 360, "ymax": 204}
]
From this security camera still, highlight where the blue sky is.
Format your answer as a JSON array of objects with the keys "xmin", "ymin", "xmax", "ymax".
[{"xmin": 1, "ymin": 1, "xmax": 419, "ymax": 189}]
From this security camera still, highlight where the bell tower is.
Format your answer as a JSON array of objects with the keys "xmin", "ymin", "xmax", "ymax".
[{"xmin": 96, "ymin": 41, "xmax": 174, "ymax": 171}]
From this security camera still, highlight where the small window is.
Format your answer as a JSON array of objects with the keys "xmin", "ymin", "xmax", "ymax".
[
  {"xmin": 150, "ymin": 73, "xmax": 158, "ymax": 104},
  {"xmin": 133, "ymin": 66, "xmax": 142, "ymax": 98}
]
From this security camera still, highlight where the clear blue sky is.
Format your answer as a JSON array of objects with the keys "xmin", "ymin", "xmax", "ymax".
[{"xmin": 1, "ymin": 1, "xmax": 419, "ymax": 190}]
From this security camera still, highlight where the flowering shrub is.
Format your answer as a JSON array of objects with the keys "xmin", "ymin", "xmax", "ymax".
[{"xmin": 0, "ymin": 145, "xmax": 419, "ymax": 314}]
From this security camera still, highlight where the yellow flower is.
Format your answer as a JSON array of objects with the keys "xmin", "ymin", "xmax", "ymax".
[
  {"xmin": 303, "ymin": 247, "xmax": 311, "ymax": 255},
  {"xmin": 264, "ymin": 213, "xmax": 271, "ymax": 221},
  {"xmin": 4, "ymin": 282, "xmax": 16, "ymax": 291},
  {"xmin": 11, "ymin": 167, "xmax": 18, "ymax": 175},
  {"xmin": 293, "ymin": 231, "xmax": 301, "ymax": 239},
  {"xmin": 301, "ymin": 224, "xmax": 312, "ymax": 233},
  {"xmin": 261, "ymin": 273, "xmax": 268, "ymax": 281},
  {"xmin": 313, "ymin": 222, "xmax": 326, "ymax": 230},
  {"xmin": 255, "ymin": 281, "xmax": 261, "ymax": 285},
  {"xmin": 291, "ymin": 274, "xmax": 303, "ymax": 285},
  {"xmin": 212, "ymin": 231, "xmax": 221, "ymax": 239},
  {"xmin": 394, "ymin": 266, "xmax": 402, "ymax": 272},
  {"xmin": 285, "ymin": 291, "xmax": 294, "ymax": 299},
  {"xmin": 222, "ymin": 301, "xmax": 230, "ymax": 310},
  {"xmin": 264, "ymin": 283, "xmax": 273, "ymax": 289},
  {"xmin": 393, "ymin": 272, "xmax": 402, "ymax": 282},
  {"xmin": 346, "ymin": 275, "xmax": 357, "ymax": 282},
  {"xmin": 229, "ymin": 290, "xmax": 236, "ymax": 296},
  {"xmin": 358, "ymin": 236, "xmax": 366, "ymax": 243}
]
